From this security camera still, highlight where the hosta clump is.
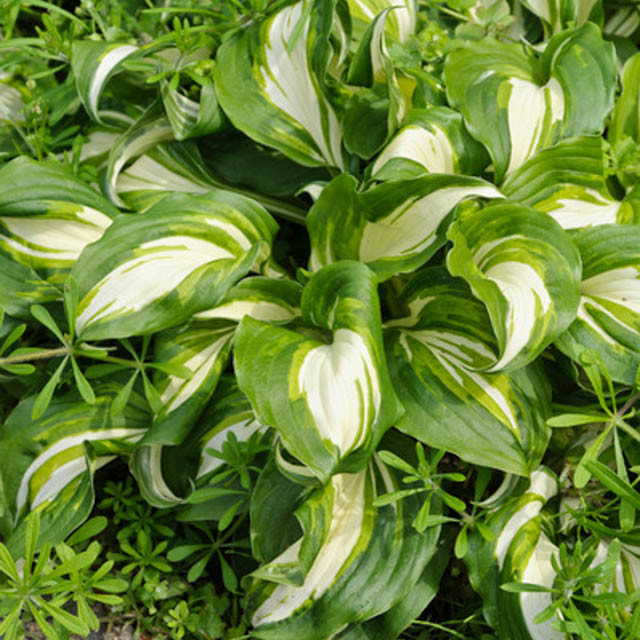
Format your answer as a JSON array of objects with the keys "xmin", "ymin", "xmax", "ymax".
[{"xmin": 2, "ymin": 0, "xmax": 640, "ymax": 638}]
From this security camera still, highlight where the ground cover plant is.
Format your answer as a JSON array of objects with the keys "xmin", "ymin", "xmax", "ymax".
[{"xmin": 1, "ymin": 0, "xmax": 640, "ymax": 637}]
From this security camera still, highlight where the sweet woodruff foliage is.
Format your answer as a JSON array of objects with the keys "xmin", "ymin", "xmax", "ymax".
[{"xmin": 1, "ymin": 0, "xmax": 640, "ymax": 638}]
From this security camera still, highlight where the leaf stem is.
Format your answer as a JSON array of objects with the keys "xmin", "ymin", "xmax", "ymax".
[{"xmin": 0, "ymin": 346, "xmax": 69, "ymax": 365}]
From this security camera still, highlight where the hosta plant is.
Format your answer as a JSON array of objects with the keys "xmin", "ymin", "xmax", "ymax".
[{"xmin": 1, "ymin": 0, "xmax": 640, "ymax": 638}]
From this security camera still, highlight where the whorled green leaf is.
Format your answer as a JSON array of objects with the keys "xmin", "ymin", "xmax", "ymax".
[
  {"xmin": 386, "ymin": 268, "xmax": 551, "ymax": 476},
  {"xmin": 501, "ymin": 136, "xmax": 635, "ymax": 230},
  {"xmin": 521, "ymin": 0, "xmax": 602, "ymax": 35},
  {"xmin": 444, "ymin": 24, "xmax": 616, "ymax": 183},
  {"xmin": 307, "ymin": 173, "xmax": 501, "ymax": 281},
  {"xmin": 554, "ymin": 225, "xmax": 640, "ymax": 384},
  {"xmin": 214, "ymin": 0, "xmax": 346, "ymax": 170},
  {"xmin": 465, "ymin": 467, "xmax": 562, "ymax": 640},
  {"xmin": 0, "ymin": 157, "xmax": 119, "ymax": 273},
  {"xmin": 446, "ymin": 201, "xmax": 582, "ymax": 372},
  {"xmin": 371, "ymin": 107, "xmax": 489, "ymax": 179},
  {"xmin": 235, "ymin": 261, "xmax": 402, "ymax": 481},
  {"xmin": 72, "ymin": 190, "xmax": 279, "ymax": 341},
  {"xmin": 0, "ymin": 388, "xmax": 149, "ymax": 554},
  {"xmin": 246, "ymin": 432, "xmax": 442, "ymax": 639},
  {"xmin": 346, "ymin": 0, "xmax": 417, "ymax": 43},
  {"xmin": 71, "ymin": 40, "xmax": 140, "ymax": 123}
]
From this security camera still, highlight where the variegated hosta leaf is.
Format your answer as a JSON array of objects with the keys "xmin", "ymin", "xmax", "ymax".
[
  {"xmin": 334, "ymin": 547, "xmax": 448, "ymax": 640},
  {"xmin": 194, "ymin": 276, "xmax": 302, "ymax": 323},
  {"xmin": 591, "ymin": 539, "xmax": 640, "ymax": 596},
  {"xmin": 0, "ymin": 252, "xmax": 61, "ymax": 318},
  {"xmin": 501, "ymin": 136, "xmax": 634, "ymax": 230},
  {"xmin": 554, "ymin": 225, "xmax": 640, "ymax": 385},
  {"xmin": 235, "ymin": 261, "xmax": 402, "ymax": 481},
  {"xmin": 115, "ymin": 141, "xmax": 224, "ymax": 212},
  {"xmin": 604, "ymin": 7, "xmax": 640, "ymax": 39},
  {"xmin": 307, "ymin": 173, "xmax": 502, "ymax": 281},
  {"xmin": 72, "ymin": 190, "xmax": 279, "ymax": 341},
  {"xmin": 161, "ymin": 75, "xmax": 227, "ymax": 141},
  {"xmin": 214, "ymin": 0, "xmax": 346, "ymax": 170},
  {"xmin": 385, "ymin": 268, "xmax": 551, "ymax": 476},
  {"xmin": 131, "ymin": 377, "xmax": 266, "ymax": 510},
  {"xmin": 446, "ymin": 201, "xmax": 581, "ymax": 372},
  {"xmin": 104, "ymin": 103, "xmax": 176, "ymax": 208},
  {"xmin": 521, "ymin": 0, "xmax": 601, "ymax": 35},
  {"xmin": 71, "ymin": 40, "xmax": 140, "ymax": 122},
  {"xmin": 347, "ymin": 0, "xmax": 417, "ymax": 43},
  {"xmin": 0, "ymin": 157, "xmax": 119, "ymax": 273},
  {"xmin": 246, "ymin": 434, "xmax": 442, "ymax": 639},
  {"xmin": 0, "ymin": 389, "xmax": 149, "ymax": 555},
  {"xmin": 371, "ymin": 107, "xmax": 489, "ymax": 179},
  {"xmin": 342, "ymin": 9, "xmax": 410, "ymax": 159},
  {"xmin": 465, "ymin": 467, "xmax": 562, "ymax": 640},
  {"xmin": 444, "ymin": 24, "xmax": 616, "ymax": 183},
  {"xmin": 131, "ymin": 277, "xmax": 302, "ymax": 505}
]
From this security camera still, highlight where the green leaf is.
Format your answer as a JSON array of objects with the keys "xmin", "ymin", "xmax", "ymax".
[
  {"xmin": 72, "ymin": 190, "xmax": 278, "ymax": 341},
  {"xmin": 32, "ymin": 355, "xmax": 69, "ymax": 420},
  {"xmin": 447, "ymin": 201, "xmax": 581, "ymax": 372},
  {"xmin": 31, "ymin": 304, "xmax": 65, "ymax": 343},
  {"xmin": 65, "ymin": 516, "xmax": 107, "ymax": 545},
  {"xmin": 71, "ymin": 357, "xmax": 96, "ymax": 405},
  {"xmin": 444, "ymin": 24, "xmax": 616, "ymax": 183},
  {"xmin": 307, "ymin": 172, "xmax": 501, "ymax": 282},
  {"xmin": 246, "ymin": 433, "xmax": 443, "ymax": 640},
  {"xmin": 214, "ymin": 0, "xmax": 346, "ymax": 169},
  {"xmin": 500, "ymin": 581, "xmax": 553, "ymax": 593},
  {"xmin": 387, "ymin": 268, "xmax": 552, "ymax": 476},
  {"xmin": 546, "ymin": 413, "xmax": 609, "ymax": 427},
  {"xmin": 235, "ymin": 261, "xmax": 403, "ymax": 481},
  {"xmin": 555, "ymin": 225, "xmax": 640, "ymax": 385},
  {"xmin": 574, "ymin": 424, "xmax": 612, "ymax": 488},
  {"xmin": 586, "ymin": 460, "xmax": 640, "ymax": 510}
]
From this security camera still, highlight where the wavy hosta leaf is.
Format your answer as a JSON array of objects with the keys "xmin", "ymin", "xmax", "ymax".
[
  {"xmin": 386, "ymin": 268, "xmax": 551, "ymax": 476},
  {"xmin": 371, "ymin": 107, "xmax": 489, "ymax": 178},
  {"xmin": 604, "ymin": 7, "xmax": 640, "ymax": 39},
  {"xmin": 554, "ymin": 225, "xmax": 640, "ymax": 385},
  {"xmin": 591, "ymin": 539, "xmax": 640, "ymax": 595},
  {"xmin": 465, "ymin": 468, "xmax": 562, "ymax": 640},
  {"xmin": 308, "ymin": 173, "xmax": 501, "ymax": 281},
  {"xmin": 71, "ymin": 41, "xmax": 140, "ymax": 122},
  {"xmin": 447, "ymin": 201, "xmax": 581, "ymax": 372},
  {"xmin": 161, "ymin": 75, "xmax": 227, "ymax": 141},
  {"xmin": 0, "ymin": 157, "xmax": 118, "ymax": 272},
  {"xmin": 214, "ymin": 0, "xmax": 346, "ymax": 170},
  {"xmin": 522, "ymin": 0, "xmax": 601, "ymax": 35},
  {"xmin": 334, "ymin": 545, "xmax": 448, "ymax": 640},
  {"xmin": 0, "ymin": 389, "xmax": 149, "ymax": 554},
  {"xmin": 72, "ymin": 190, "xmax": 279, "ymax": 341},
  {"xmin": 195, "ymin": 276, "xmax": 302, "ymax": 323},
  {"xmin": 342, "ymin": 9, "xmax": 410, "ymax": 159},
  {"xmin": 131, "ymin": 377, "xmax": 266, "ymax": 510},
  {"xmin": 104, "ymin": 103, "xmax": 175, "ymax": 208},
  {"xmin": 501, "ymin": 136, "xmax": 630, "ymax": 230},
  {"xmin": 347, "ymin": 0, "xmax": 417, "ymax": 43},
  {"xmin": 246, "ymin": 433, "xmax": 442, "ymax": 639},
  {"xmin": 444, "ymin": 24, "xmax": 616, "ymax": 183},
  {"xmin": 235, "ymin": 261, "xmax": 402, "ymax": 481}
]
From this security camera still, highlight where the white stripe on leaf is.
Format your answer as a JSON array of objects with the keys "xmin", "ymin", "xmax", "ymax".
[
  {"xmin": 359, "ymin": 185, "xmax": 501, "ymax": 263},
  {"xmin": 76, "ymin": 236, "xmax": 234, "ymax": 333},
  {"xmin": 372, "ymin": 125, "xmax": 456, "ymax": 175},
  {"xmin": 297, "ymin": 329, "xmax": 381, "ymax": 455},
  {"xmin": 252, "ymin": 470, "xmax": 366, "ymax": 626},
  {"xmin": 89, "ymin": 45, "xmax": 138, "ymax": 120},
  {"xmin": 259, "ymin": 2, "xmax": 344, "ymax": 169}
]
